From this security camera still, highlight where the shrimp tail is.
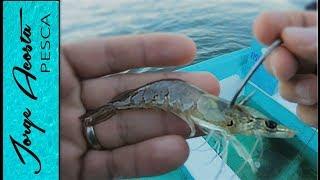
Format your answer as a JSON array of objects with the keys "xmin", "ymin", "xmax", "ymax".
[{"xmin": 80, "ymin": 104, "xmax": 117, "ymax": 126}]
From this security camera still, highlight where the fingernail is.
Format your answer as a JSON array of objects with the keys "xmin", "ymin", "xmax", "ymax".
[
  {"xmin": 270, "ymin": 58, "xmax": 277, "ymax": 76},
  {"xmin": 295, "ymin": 81, "xmax": 312, "ymax": 105},
  {"xmin": 284, "ymin": 27, "xmax": 316, "ymax": 45}
]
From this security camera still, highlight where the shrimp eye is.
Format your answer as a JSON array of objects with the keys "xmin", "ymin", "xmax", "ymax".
[
  {"xmin": 227, "ymin": 120, "xmax": 233, "ymax": 126},
  {"xmin": 265, "ymin": 120, "xmax": 277, "ymax": 129}
]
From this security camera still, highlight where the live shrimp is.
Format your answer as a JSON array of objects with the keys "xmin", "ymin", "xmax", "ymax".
[{"xmin": 80, "ymin": 79, "xmax": 295, "ymax": 172}]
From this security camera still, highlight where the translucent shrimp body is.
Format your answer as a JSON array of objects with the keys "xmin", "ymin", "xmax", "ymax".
[{"xmin": 80, "ymin": 79, "xmax": 295, "ymax": 172}]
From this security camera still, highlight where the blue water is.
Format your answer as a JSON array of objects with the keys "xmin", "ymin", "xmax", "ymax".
[{"xmin": 61, "ymin": 0, "xmax": 306, "ymax": 63}]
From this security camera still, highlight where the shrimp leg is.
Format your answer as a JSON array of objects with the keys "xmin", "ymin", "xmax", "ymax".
[
  {"xmin": 229, "ymin": 136, "xmax": 257, "ymax": 173},
  {"xmin": 220, "ymin": 136, "xmax": 230, "ymax": 162},
  {"xmin": 236, "ymin": 136, "xmax": 261, "ymax": 174},
  {"xmin": 238, "ymin": 91, "xmax": 256, "ymax": 105}
]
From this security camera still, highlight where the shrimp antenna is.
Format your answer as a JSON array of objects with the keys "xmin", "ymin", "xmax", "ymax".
[{"xmin": 229, "ymin": 39, "xmax": 282, "ymax": 107}]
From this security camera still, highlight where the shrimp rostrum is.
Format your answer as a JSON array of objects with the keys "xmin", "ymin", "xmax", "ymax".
[{"xmin": 80, "ymin": 79, "xmax": 295, "ymax": 173}]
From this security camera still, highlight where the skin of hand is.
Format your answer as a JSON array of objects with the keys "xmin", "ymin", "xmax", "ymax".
[
  {"xmin": 61, "ymin": 33, "xmax": 220, "ymax": 179},
  {"xmin": 253, "ymin": 11, "xmax": 318, "ymax": 127}
]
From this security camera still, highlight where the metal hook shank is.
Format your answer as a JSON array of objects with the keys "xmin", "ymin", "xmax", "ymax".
[{"xmin": 229, "ymin": 39, "xmax": 282, "ymax": 107}]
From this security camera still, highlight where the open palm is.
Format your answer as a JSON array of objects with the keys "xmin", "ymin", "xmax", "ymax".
[{"xmin": 60, "ymin": 33, "xmax": 219, "ymax": 179}]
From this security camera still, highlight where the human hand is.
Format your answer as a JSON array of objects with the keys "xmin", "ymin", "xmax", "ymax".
[
  {"xmin": 60, "ymin": 33, "xmax": 219, "ymax": 179},
  {"xmin": 253, "ymin": 11, "xmax": 318, "ymax": 127}
]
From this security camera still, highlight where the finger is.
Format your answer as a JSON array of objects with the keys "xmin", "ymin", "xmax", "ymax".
[
  {"xmin": 81, "ymin": 72, "xmax": 220, "ymax": 109},
  {"xmin": 60, "ymin": 55, "xmax": 81, "ymax": 101},
  {"xmin": 279, "ymin": 74, "xmax": 318, "ymax": 105},
  {"xmin": 82, "ymin": 135, "xmax": 189, "ymax": 179},
  {"xmin": 253, "ymin": 11, "xmax": 316, "ymax": 45},
  {"xmin": 61, "ymin": 140, "xmax": 83, "ymax": 180},
  {"xmin": 94, "ymin": 108, "xmax": 199, "ymax": 149},
  {"xmin": 263, "ymin": 46, "xmax": 298, "ymax": 81},
  {"xmin": 297, "ymin": 104, "xmax": 318, "ymax": 127},
  {"xmin": 62, "ymin": 33, "xmax": 196, "ymax": 79},
  {"xmin": 282, "ymin": 26, "xmax": 317, "ymax": 64}
]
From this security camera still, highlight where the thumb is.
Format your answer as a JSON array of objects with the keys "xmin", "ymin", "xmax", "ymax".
[{"xmin": 282, "ymin": 26, "xmax": 317, "ymax": 64}]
